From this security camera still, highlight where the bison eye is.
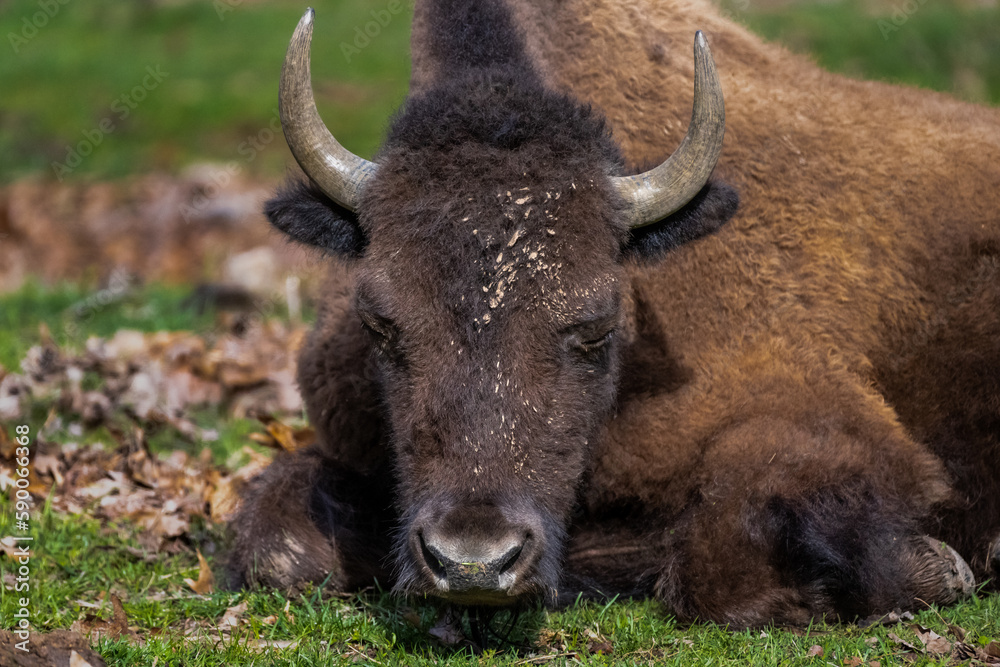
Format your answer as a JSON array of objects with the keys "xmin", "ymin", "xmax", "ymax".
[
  {"xmin": 572, "ymin": 329, "xmax": 616, "ymax": 354},
  {"xmin": 565, "ymin": 312, "xmax": 618, "ymax": 360},
  {"xmin": 357, "ymin": 309, "xmax": 400, "ymax": 357}
]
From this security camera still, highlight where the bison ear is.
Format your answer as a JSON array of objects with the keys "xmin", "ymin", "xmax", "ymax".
[
  {"xmin": 264, "ymin": 179, "xmax": 367, "ymax": 258},
  {"xmin": 622, "ymin": 180, "xmax": 739, "ymax": 261}
]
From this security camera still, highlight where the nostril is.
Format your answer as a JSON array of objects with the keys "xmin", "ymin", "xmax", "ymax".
[
  {"xmin": 498, "ymin": 544, "xmax": 523, "ymax": 575},
  {"xmin": 419, "ymin": 533, "xmax": 447, "ymax": 580}
]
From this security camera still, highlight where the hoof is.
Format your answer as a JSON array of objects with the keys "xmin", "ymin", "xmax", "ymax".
[{"xmin": 919, "ymin": 536, "xmax": 975, "ymax": 603}]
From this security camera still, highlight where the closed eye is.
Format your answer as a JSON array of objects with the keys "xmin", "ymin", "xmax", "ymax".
[
  {"xmin": 358, "ymin": 310, "xmax": 394, "ymax": 340},
  {"xmin": 357, "ymin": 309, "xmax": 401, "ymax": 361},
  {"xmin": 572, "ymin": 329, "xmax": 616, "ymax": 353}
]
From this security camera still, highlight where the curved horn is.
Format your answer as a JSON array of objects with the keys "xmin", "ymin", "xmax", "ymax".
[
  {"xmin": 280, "ymin": 8, "xmax": 378, "ymax": 211},
  {"xmin": 613, "ymin": 31, "xmax": 726, "ymax": 228}
]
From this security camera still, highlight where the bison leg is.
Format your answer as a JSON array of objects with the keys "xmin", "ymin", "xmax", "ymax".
[
  {"xmin": 654, "ymin": 417, "xmax": 974, "ymax": 627},
  {"xmin": 227, "ymin": 445, "xmax": 395, "ymax": 592}
]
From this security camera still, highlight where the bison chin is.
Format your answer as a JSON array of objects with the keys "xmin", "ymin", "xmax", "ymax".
[{"xmin": 393, "ymin": 494, "xmax": 566, "ymax": 606}]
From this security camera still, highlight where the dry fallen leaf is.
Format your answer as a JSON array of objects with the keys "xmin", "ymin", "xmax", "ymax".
[
  {"xmin": 1, "ymin": 629, "xmax": 109, "ymax": 666},
  {"xmin": 949, "ymin": 640, "xmax": 1000, "ymax": 665},
  {"xmin": 34, "ymin": 452, "xmax": 64, "ymax": 486},
  {"xmin": 952, "ymin": 643, "xmax": 980, "ymax": 661},
  {"xmin": 184, "ymin": 549, "xmax": 215, "ymax": 594},
  {"xmin": 252, "ymin": 415, "xmax": 315, "ymax": 452},
  {"xmin": 218, "ymin": 601, "xmax": 247, "ymax": 631},
  {"xmin": 0, "ymin": 428, "xmax": 14, "ymax": 459},
  {"xmin": 0, "ymin": 536, "xmax": 30, "ymax": 559},
  {"xmin": 107, "ymin": 594, "xmax": 130, "ymax": 641},
  {"xmin": 912, "ymin": 624, "xmax": 951, "ymax": 656},
  {"xmin": 79, "ymin": 475, "xmax": 128, "ymax": 500},
  {"xmin": 69, "ymin": 650, "xmax": 96, "ymax": 667},
  {"xmin": 207, "ymin": 473, "xmax": 241, "ymax": 522},
  {"xmin": 582, "ymin": 627, "xmax": 613, "ymax": 654},
  {"xmin": 589, "ymin": 640, "xmax": 613, "ymax": 655},
  {"xmin": 807, "ymin": 645, "xmax": 824, "ymax": 657},
  {"xmin": 265, "ymin": 419, "xmax": 299, "ymax": 452},
  {"xmin": 860, "ymin": 609, "xmax": 914, "ymax": 628}
]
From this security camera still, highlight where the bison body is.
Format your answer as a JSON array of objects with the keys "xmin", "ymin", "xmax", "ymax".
[{"xmin": 230, "ymin": 0, "xmax": 1000, "ymax": 626}]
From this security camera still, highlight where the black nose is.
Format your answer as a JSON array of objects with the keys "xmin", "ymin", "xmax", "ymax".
[
  {"xmin": 420, "ymin": 533, "xmax": 525, "ymax": 592},
  {"xmin": 411, "ymin": 503, "xmax": 539, "ymax": 604}
]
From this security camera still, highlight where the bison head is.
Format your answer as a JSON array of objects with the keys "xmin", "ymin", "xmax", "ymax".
[{"xmin": 265, "ymin": 10, "xmax": 737, "ymax": 606}]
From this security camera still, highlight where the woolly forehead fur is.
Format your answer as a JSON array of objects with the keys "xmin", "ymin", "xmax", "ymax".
[{"xmin": 355, "ymin": 67, "xmax": 631, "ymax": 331}]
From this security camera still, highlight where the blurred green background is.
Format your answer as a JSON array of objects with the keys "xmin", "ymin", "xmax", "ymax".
[
  {"xmin": 1, "ymin": 0, "xmax": 413, "ymax": 183},
  {"xmin": 1, "ymin": 0, "xmax": 998, "ymax": 185}
]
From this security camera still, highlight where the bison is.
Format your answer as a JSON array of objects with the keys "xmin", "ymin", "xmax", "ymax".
[{"xmin": 230, "ymin": 0, "xmax": 1000, "ymax": 627}]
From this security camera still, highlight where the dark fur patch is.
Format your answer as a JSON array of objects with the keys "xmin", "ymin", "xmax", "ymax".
[
  {"xmin": 624, "ymin": 180, "xmax": 740, "ymax": 260},
  {"xmin": 422, "ymin": 0, "xmax": 536, "ymax": 79},
  {"xmin": 381, "ymin": 68, "xmax": 624, "ymax": 170},
  {"xmin": 264, "ymin": 179, "xmax": 366, "ymax": 257},
  {"xmin": 767, "ymin": 484, "xmax": 916, "ymax": 618},
  {"xmin": 226, "ymin": 446, "xmax": 396, "ymax": 592}
]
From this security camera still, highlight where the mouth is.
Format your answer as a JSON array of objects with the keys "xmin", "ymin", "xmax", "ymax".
[{"xmin": 433, "ymin": 587, "xmax": 521, "ymax": 606}]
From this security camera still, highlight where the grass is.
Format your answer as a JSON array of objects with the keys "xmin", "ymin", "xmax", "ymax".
[
  {"xmin": 721, "ymin": 0, "xmax": 1000, "ymax": 105},
  {"xmin": 0, "ymin": 280, "xmax": 218, "ymax": 371},
  {"xmin": 0, "ymin": 0, "xmax": 412, "ymax": 183},
  {"xmin": 1, "ymin": 0, "xmax": 998, "ymax": 184},
  {"xmin": 2, "ymin": 490, "xmax": 999, "ymax": 665}
]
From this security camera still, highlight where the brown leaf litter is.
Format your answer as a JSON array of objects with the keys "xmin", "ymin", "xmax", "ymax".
[
  {"xmin": 2, "ymin": 316, "xmax": 310, "ymax": 438},
  {"xmin": 519, "ymin": 624, "xmax": 618, "ymax": 663},
  {"xmin": 0, "ymin": 324, "xmax": 325, "ymax": 658},
  {"xmin": 0, "ymin": 317, "xmax": 314, "ymax": 540},
  {"xmin": 0, "ymin": 173, "xmax": 324, "ymax": 292},
  {"xmin": 882, "ymin": 621, "xmax": 1000, "ymax": 665},
  {"xmin": 0, "ymin": 423, "xmax": 271, "ymax": 557}
]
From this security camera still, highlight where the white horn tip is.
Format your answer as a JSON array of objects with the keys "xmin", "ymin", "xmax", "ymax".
[
  {"xmin": 695, "ymin": 30, "xmax": 707, "ymax": 48},
  {"xmin": 302, "ymin": 7, "xmax": 315, "ymax": 25}
]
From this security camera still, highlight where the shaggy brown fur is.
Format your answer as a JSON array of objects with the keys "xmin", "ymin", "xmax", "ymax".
[{"xmin": 230, "ymin": 0, "xmax": 1000, "ymax": 627}]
